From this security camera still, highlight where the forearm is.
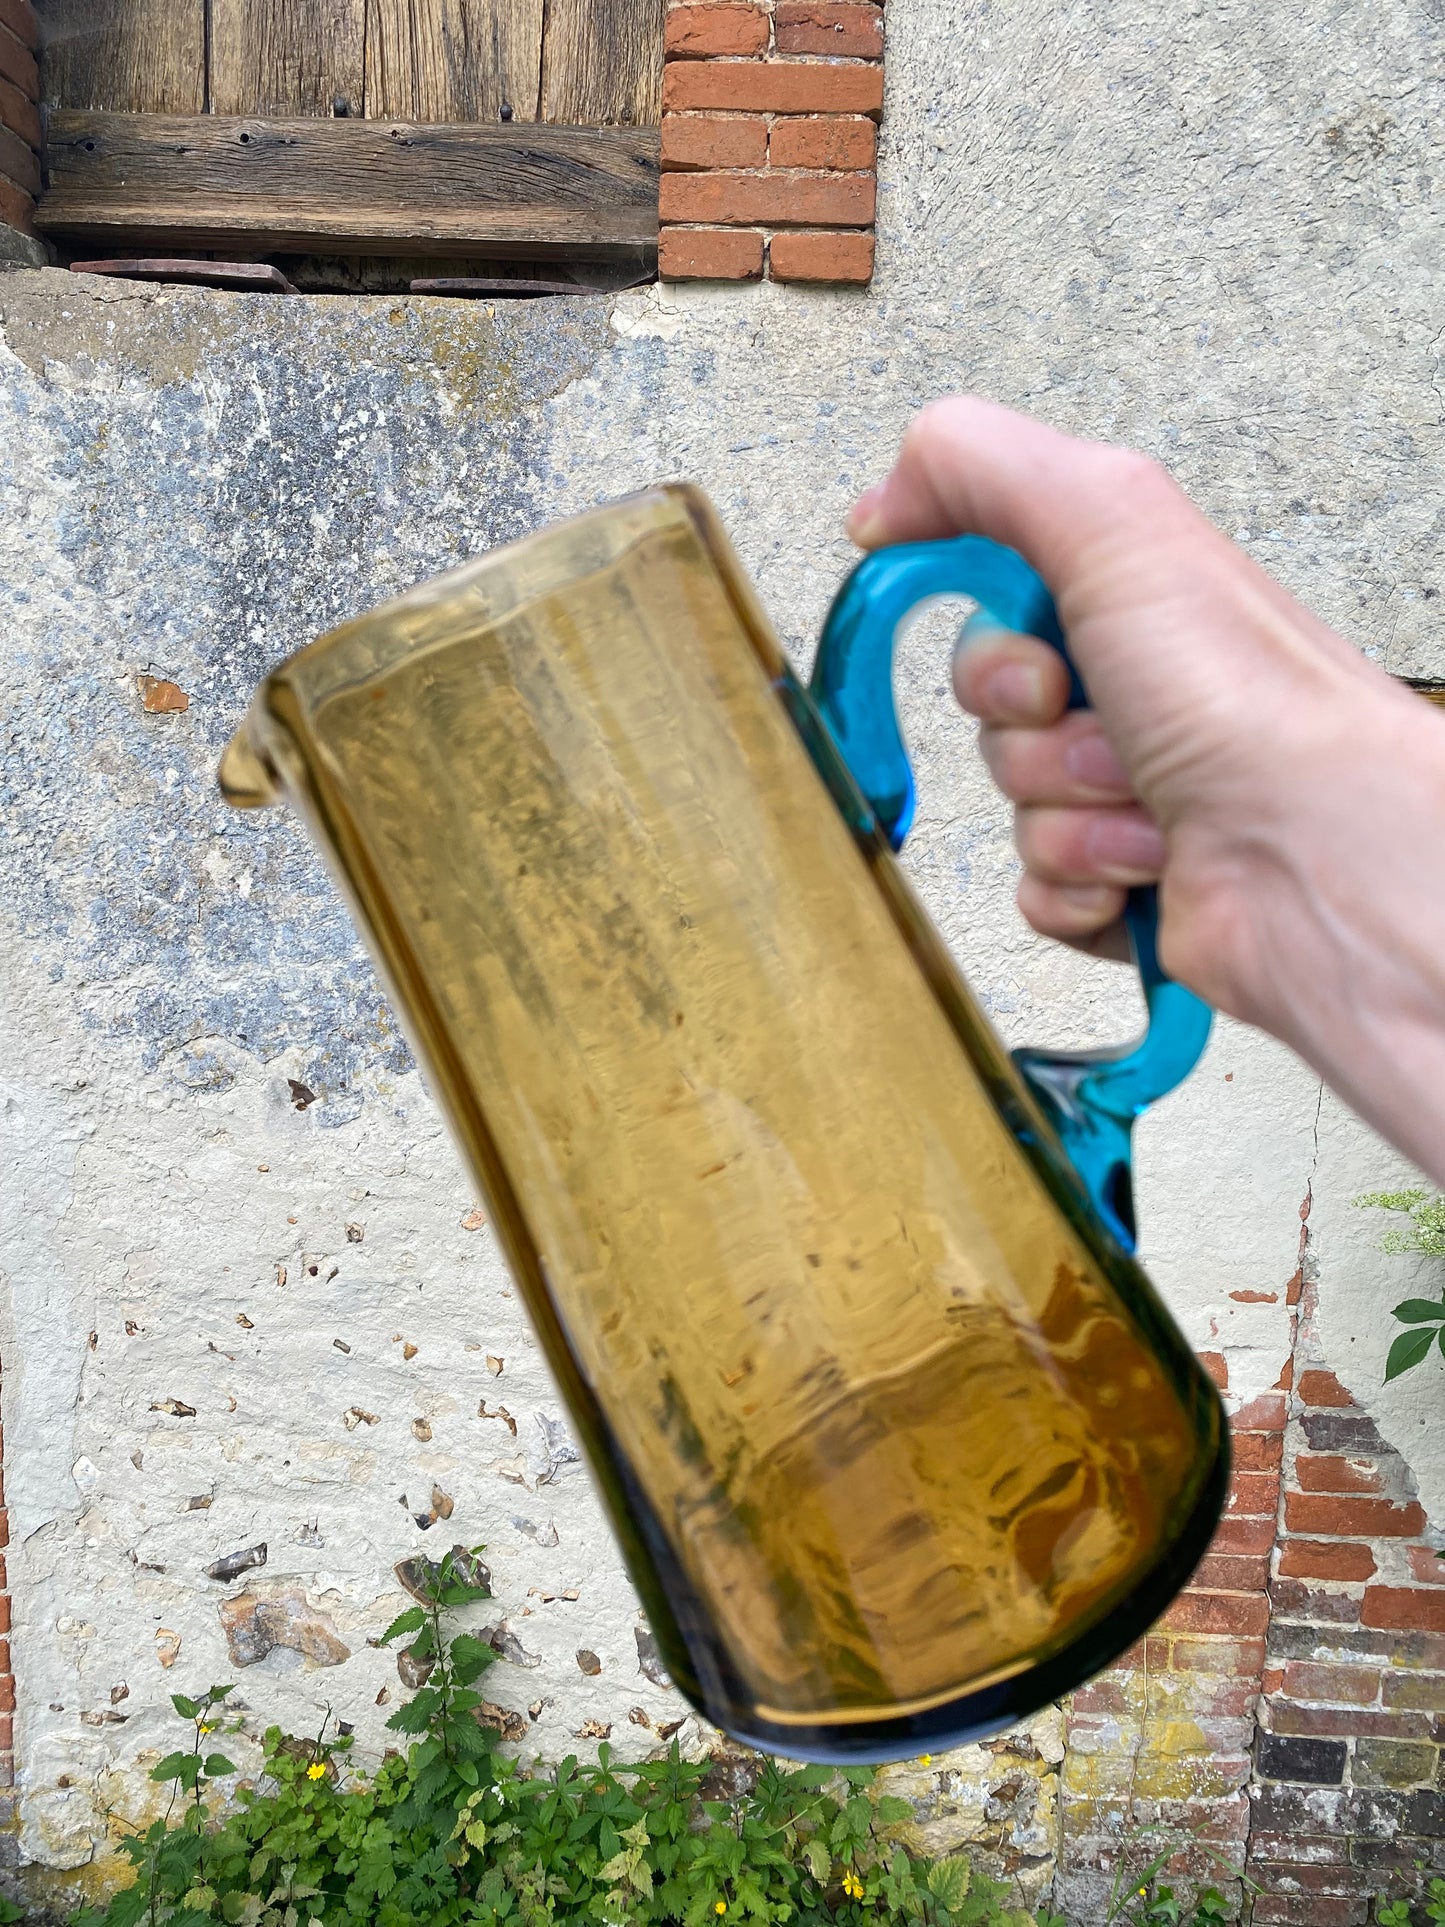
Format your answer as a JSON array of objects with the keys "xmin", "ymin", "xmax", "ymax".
[{"xmin": 1207, "ymin": 684, "xmax": 1445, "ymax": 1184}]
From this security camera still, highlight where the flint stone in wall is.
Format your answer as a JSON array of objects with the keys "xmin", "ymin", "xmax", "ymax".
[{"xmin": 218, "ymin": 1585, "xmax": 351, "ymax": 1668}]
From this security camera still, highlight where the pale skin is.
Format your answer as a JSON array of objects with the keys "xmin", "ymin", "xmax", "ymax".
[{"xmin": 847, "ymin": 397, "xmax": 1445, "ymax": 1188}]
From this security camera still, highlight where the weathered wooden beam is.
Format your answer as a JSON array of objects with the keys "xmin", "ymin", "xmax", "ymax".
[{"xmin": 37, "ymin": 112, "xmax": 660, "ymax": 258}]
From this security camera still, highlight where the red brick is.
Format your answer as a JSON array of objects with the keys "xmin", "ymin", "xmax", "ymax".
[
  {"xmin": 0, "ymin": 1599, "xmax": 9, "ymax": 1638},
  {"xmin": 1252, "ymin": 1899, "xmax": 1368, "ymax": 1926},
  {"xmin": 0, "ymin": 1512, "xmax": 9, "ymax": 1553},
  {"xmin": 0, "ymin": 1714, "xmax": 12, "ymax": 1754},
  {"xmin": 0, "ymin": 160, "xmax": 29, "ymax": 232},
  {"xmin": 662, "ymin": 113, "xmax": 769, "ymax": 171},
  {"xmin": 1297, "ymin": 1369, "xmax": 1355, "ymax": 1408},
  {"xmin": 0, "ymin": 23, "xmax": 36, "ymax": 100},
  {"xmin": 1363, "ymin": 1586, "xmax": 1445, "ymax": 1632},
  {"xmin": 660, "ymin": 169, "xmax": 875, "ymax": 227},
  {"xmin": 1269, "ymin": 1578, "xmax": 1362, "ymax": 1623},
  {"xmin": 1210, "ymin": 1512, "xmax": 1278, "ymax": 1555},
  {"xmin": 1199, "ymin": 1350, "xmax": 1229, "ymax": 1389},
  {"xmin": 1160, "ymin": 1591, "xmax": 1270, "ymax": 1637},
  {"xmin": 0, "ymin": 0, "xmax": 34, "ymax": 51},
  {"xmin": 1193, "ymin": 1551, "xmax": 1270, "ymax": 1592},
  {"xmin": 1233, "ymin": 1392, "xmax": 1288, "ymax": 1432},
  {"xmin": 0, "ymin": 1676, "xmax": 15, "ymax": 1715},
  {"xmin": 0, "ymin": 72, "xmax": 38, "ymax": 151},
  {"xmin": 1407, "ymin": 1544, "xmax": 1445, "ymax": 1584},
  {"xmin": 1189, "ymin": 1677, "xmax": 1267, "ymax": 1718},
  {"xmin": 666, "ymin": 5, "xmax": 771, "ymax": 58},
  {"xmin": 0, "ymin": 119, "xmax": 35, "ymax": 195},
  {"xmin": 769, "ymin": 227, "xmax": 875, "ymax": 282},
  {"xmin": 1284, "ymin": 1492, "xmax": 1426, "ymax": 1537},
  {"xmin": 658, "ymin": 225, "xmax": 765, "ymax": 279},
  {"xmin": 1068, "ymin": 1679, "xmax": 1127, "ymax": 1714},
  {"xmin": 1247, "ymin": 1833, "xmax": 1351, "ymax": 1867},
  {"xmin": 664, "ymin": 59, "xmax": 885, "ymax": 115},
  {"xmin": 1167, "ymin": 1635, "xmax": 1266, "ymax": 1675},
  {"xmin": 1232, "ymin": 1430, "xmax": 1284, "ymax": 1472},
  {"xmin": 1278, "ymin": 1540, "xmax": 1378, "ymax": 1582},
  {"xmin": 769, "ymin": 114, "xmax": 877, "ymax": 169},
  {"xmin": 1252, "ymin": 1876, "xmax": 1369, "ymax": 1910},
  {"xmin": 775, "ymin": 3, "xmax": 884, "ymax": 58},
  {"xmin": 1262, "ymin": 1666, "xmax": 1285, "ymax": 1694},
  {"xmin": 1227, "ymin": 1471, "xmax": 1280, "ymax": 1516},
  {"xmin": 1294, "ymin": 1453, "xmax": 1384, "ymax": 1495},
  {"xmin": 1268, "ymin": 1702, "xmax": 1432, "ymax": 1740}
]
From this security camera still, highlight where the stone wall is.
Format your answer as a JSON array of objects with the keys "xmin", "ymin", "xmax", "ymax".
[{"xmin": 2, "ymin": 0, "xmax": 1443, "ymax": 1916}]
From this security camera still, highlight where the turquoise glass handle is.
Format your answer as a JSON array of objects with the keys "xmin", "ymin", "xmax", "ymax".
[{"xmin": 808, "ymin": 535, "xmax": 1212, "ymax": 1252}]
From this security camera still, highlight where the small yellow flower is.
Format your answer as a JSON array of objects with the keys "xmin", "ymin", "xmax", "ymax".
[
  {"xmin": 715, "ymin": 1904, "xmax": 727, "ymax": 1916},
  {"xmin": 306, "ymin": 1762, "xmax": 327, "ymax": 1781},
  {"xmin": 842, "ymin": 1872, "xmax": 866, "ymax": 1900},
  {"xmin": 917, "ymin": 1754, "xmax": 932, "ymax": 1768},
  {"xmin": 199, "ymin": 1722, "xmax": 216, "ymax": 1735}
]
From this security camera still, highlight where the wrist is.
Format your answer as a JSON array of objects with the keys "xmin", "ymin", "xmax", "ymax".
[{"xmin": 1182, "ymin": 680, "xmax": 1445, "ymax": 1181}]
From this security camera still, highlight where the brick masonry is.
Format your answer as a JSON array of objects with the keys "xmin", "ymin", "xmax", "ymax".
[
  {"xmin": 1059, "ymin": 1189, "xmax": 1445, "ymax": 1925},
  {"xmin": 660, "ymin": 1, "xmax": 883, "ymax": 285},
  {"xmin": 0, "ymin": 0, "xmax": 38, "ymax": 238}
]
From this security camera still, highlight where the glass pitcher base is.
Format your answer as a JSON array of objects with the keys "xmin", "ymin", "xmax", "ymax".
[{"xmin": 693, "ymin": 1430, "xmax": 1231, "ymax": 1765}]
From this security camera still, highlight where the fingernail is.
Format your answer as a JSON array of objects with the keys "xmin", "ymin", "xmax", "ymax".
[
  {"xmin": 983, "ymin": 661, "xmax": 1047, "ymax": 718},
  {"xmin": 846, "ymin": 483, "xmax": 887, "ymax": 546},
  {"xmin": 1063, "ymin": 733, "xmax": 1131, "ymax": 795},
  {"xmin": 1087, "ymin": 814, "xmax": 1167, "ymax": 880}
]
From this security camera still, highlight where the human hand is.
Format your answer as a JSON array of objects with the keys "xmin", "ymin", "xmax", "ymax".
[{"xmin": 847, "ymin": 398, "xmax": 1445, "ymax": 1181}]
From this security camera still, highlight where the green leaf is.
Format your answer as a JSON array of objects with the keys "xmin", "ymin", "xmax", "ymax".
[
  {"xmin": 873, "ymin": 1795, "xmax": 913, "ymax": 1825},
  {"xmin": 171, "ymin": 1695, "xmax": 203, "ymax": 1720},
  {"xmin": 450, "ymin": 1632, "xmax": 497, "ymax": 1687},
  {"xmin": 151, "ymin": 1751, "xmax": 193, "ymax": 1782},
  {"xmin": 1386, "ymin": 1326, "xmax": 1437, "ymax": 1380},
  {"xmin": 1392, "ymin": 1299, "xmax": 1445, "ymax": 1324},
  {"xmin": 203, "ymin": 1754, "xmax": 237, "ymax": 1777},
  {"xmin": 926, "ymin": 1857, "xmax": 973, "ymax": 1911},
  {"xmin": 379, "ymin": 1607, "xmax": 428, "ymax": 1645}
]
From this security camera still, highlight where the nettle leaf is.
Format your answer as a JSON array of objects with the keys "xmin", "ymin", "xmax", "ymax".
[
  {"xmin": 151, "ymin": 1751, "xmax": 193, "ymax": 1782},
  {"xmin": 450, "ymin": 1632, "xmax": 497, "ymax": 1687},
  {"xmin": 1386, "ymin": 1326, "xmax": 1437, "ymax": 1380},
  {"xmin": 171, "ymin": 1696, "xmax": 203, "ymax": 1720},
  {"xmin": 204, "ymin": 1754, "xmax": 238, "ymax": 1778},
  {"xmin": 926, "ymin": 1856, "xmax": 972, "ymax": 1911},
  {"xmin": 1392, "ymin": 1299, "xmax": 1445, "ymax": 1324},
  {"xmin": 873, "ymin": 1795, "xmax": 913, "ymax": 1826},
  {"xmin": 379, "ymin": 1607, "xmax": 428, "ymax": 1646}
]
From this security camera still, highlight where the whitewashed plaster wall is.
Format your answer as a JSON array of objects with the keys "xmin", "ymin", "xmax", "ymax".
[{"xmin": 0, "ymin": 0, "xmax": 1442, "ymax": 1897}]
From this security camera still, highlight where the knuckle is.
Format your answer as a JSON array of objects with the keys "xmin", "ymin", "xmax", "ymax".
[
  {"xmin": 1097, "ymin": 444, "xmax": 1175, "ymax": 511},
  {"xmin": 906, "ymin": 395, "xmax": 976, "ymax": 460}
]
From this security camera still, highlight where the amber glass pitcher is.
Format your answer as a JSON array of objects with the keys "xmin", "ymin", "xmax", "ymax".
[{"xmin": 220, "ymin": 486, "xmax": 1227, "ymax": 1762}]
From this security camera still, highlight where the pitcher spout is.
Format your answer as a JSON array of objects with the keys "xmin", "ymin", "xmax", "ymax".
[{"xmin": 218, "ymin": 720, "xmax": 281, "ymax": 810}]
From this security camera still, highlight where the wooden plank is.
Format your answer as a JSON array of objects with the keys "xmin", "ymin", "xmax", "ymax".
[
  {"xmin": 37, "ymin": 112, "xmax": 661, "ymax": 259},
  {"xmin": 37, "ymin": 0, "xmax": 204, "ymax": 112},
  {"xmin": 365, "ymin": 0, "xmax": 545, "ymax": 122},
  {"xmin": 70, "ymin": 258, "xmax": 300, "ymax": 292},
  {"xmin": 210, "ymin": 0, "xmax": 366, "ymax": 117},
  {"xmin": 541, "ymin": 0, "xmax": 663, "ymax": 127}
]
